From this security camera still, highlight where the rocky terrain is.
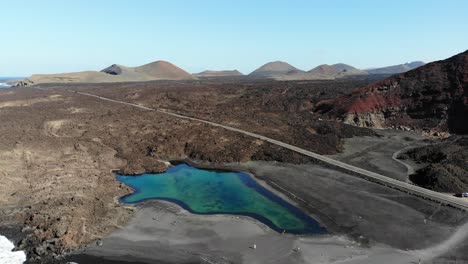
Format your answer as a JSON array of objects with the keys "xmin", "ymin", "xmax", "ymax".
[
  {"xmin": 72, "ymin": 78, "xmax": 378, "ymax": 155},
  {"xmin": 316, "ymin": 50, "xmax": 468, "ymax": 134},
  {"xmin": 2, "ymin": 56, "xmax": 468, "ymax": 262},
  {"xmin": 0, "ymin": 78, "xmax": 381, "ymax": 262},
  {"xmin": 398, "ymin": 136, "xmax": 468, "ymax": 192},
  {"xmin": 16, "ymin": 60, "xmax": 195, "ymax": 86},
  {"xmin": 312, "ymin": 50, "xmax": 468, "ymax": 197}
]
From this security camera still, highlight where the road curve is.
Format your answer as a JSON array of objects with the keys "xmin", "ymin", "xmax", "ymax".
[{"xmin": 73, "ymin": 90, "xmax": 468, "ymax": 211}]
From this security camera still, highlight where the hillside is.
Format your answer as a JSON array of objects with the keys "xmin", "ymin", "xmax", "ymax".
[
  {"xmin": 367, "ymin": 61, "xmax": 425, "ymax": 74},
  {"xmin": 249, "ymin": 61, "xmax": 304, "ymax": 78},
  {"xmin": 308, "ymin": 64, "xmax": 367, "ymax": 78},
  {"xmin": 101, "ymin": 61, "xmax": 195, "ymax": 80},
  {"xmin": 194, "ymin": 70, "xmax": 243, "ymax": 77},
  {"xmin": 280, "ymin": 63, "xmax": 367, "ymax": 80},
  {"xmin": 315, "ymin": 50, "xmax": 468, "ymax": 134},
  {"xmin": 133, "ymin": 61, "xmax": 195, "ymax": 80},
  {"xmin": 398, "ymin": 136, "xmax": 468, "ymax": 193},
  {"xmin": 17, "ymin": 60, "xmax": 195, "ymax": 86},
  {"xmin": 333, "ymin": 63, "xmax": 359, "ymax": 72}
]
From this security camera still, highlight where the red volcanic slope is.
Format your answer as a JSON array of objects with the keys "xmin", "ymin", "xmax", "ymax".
[{"xmin": 316, "ymin": 50, "xmax": 468, "ymax": 133}]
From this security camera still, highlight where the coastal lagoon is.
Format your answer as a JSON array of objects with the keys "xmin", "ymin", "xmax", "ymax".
[{"xmin": 117, "ymin": 164, "xmax": 325, "ymax": 234}]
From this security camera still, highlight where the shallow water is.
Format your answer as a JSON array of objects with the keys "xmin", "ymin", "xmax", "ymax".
[{"xmin": 118, "ymin": 164, "xmax": 325, "ymax": 234}]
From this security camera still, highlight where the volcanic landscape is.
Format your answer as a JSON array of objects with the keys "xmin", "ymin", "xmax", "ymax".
[{"xmin": 0, "ymin": 50, "xmax": 467, "ymax": 264}]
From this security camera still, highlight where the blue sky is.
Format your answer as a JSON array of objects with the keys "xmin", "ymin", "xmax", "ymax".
[{"xmin": 1, "ymin": 0, "xmax": 467, "ymax": 76}]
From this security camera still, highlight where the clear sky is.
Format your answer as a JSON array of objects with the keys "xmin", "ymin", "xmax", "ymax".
[{"xmin": 1, "ymin": 0, "xmax": 467, "ymax": 76}]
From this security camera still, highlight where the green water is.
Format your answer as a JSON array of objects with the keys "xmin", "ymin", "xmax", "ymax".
[{"xmin": 117, "ymin": 164, "xmax": 325, "ymax": 234}]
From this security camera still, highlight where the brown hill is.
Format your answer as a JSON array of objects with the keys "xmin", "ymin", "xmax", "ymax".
[
  {"xmin": 333, "ymin": 63, "xmax": 359, "ymax": 72},
  {"xmin": 281, "ymin": 63, "xmax": 367, "ymax": 80},
  {"xmin": 315, "ymin": 50, "xmax": 468, "ymax": 134},
  {"xmin": 18, "ymin": 60, "xmax": 195, "ymax": 86},
  {"xmin": 193, "ymin": 70, "xmax": 244, "ymax": 77},
  {"xmin": 308, "ymin": 64, "xmax": 342, "ymax": 76},
  {"xmin": 132, "ymin": 60, "xmax": 195, "ymax": 80},
  {"xmin": 308, "ymin": 64, "xmax": 368, "ymax": 78},
  {"xmin": 249, "ymin": 61, "xmax": 304, "ymax": 78},
  {"xmin": 100, "ymin": 61, "xmax": 196, "ymax": 80}
]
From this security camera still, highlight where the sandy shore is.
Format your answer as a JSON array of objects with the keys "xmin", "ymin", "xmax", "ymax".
[{"xmin": 64, "ymin": 201, "xmax": 424, "ymax": 264}]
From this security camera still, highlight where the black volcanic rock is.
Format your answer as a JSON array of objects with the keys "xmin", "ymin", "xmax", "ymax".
[
  {"xmin": 400, "ymin": 136, "xmax": 468, "ymax": 193},
  {"xmin": 101, "ymin": 64, "xmax": 123, "ymax": 75}
]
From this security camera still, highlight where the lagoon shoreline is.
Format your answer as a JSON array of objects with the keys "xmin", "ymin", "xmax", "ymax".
[
  {"xmin": 117, "ymin": 162, "xmax": 326, "ymax": 235},
  {"xmin": 46, "ymin": 160, "xmax": 468, "ymax": 264},
  {"xmin": 57, "ymin": 201, "xmax": 407, "ymax": 264}
]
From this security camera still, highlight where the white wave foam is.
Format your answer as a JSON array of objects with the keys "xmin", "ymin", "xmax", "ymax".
[
  {"xmin": 0, "ymin": 235, "xmax": 26, "ymax": 264},
  {"xmin": 0, "ymin": 83, "xmax": 12, "ymax": 87}
]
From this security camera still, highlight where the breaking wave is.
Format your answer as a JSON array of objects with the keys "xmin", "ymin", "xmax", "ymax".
[{"xmin": 0, "ymin": 235, "xmax": 26, "ymax": 264}]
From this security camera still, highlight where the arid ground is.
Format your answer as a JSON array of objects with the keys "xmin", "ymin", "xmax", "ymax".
[{"xmin": 0, "ymin": 79, "xmax": 467, "ymax": 263}]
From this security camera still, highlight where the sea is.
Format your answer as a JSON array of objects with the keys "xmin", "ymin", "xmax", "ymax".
[
  {"xmin": 0, "ymin": 82, "xmax": 11, "ymax": 88},
  {"xmin": 0, "ymin": 235, "xmax": 26, "ymax": 264},
  {"xmin": 0, "ymin": 77, "xmax": 20, "ymax": 88}
]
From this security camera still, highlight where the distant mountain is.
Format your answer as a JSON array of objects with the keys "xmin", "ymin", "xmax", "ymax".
[
  {"xmin": 193, "ymin": 70, "xmax": 244, "ymax": 78},
  {"xmin": 249, "ymin": 61, "xmax": 304, "ymax": 78},
  {"xmin": 308, "ymin": 63, "xmax": 366, "ymax": 76},
  {"xmin": 367, "ymin": 61, "xmax": 425, "ymax": 75},
  {"xmin": 315, "ymin": 50, "xmax": 468, "ymax": 134},
  {"xmin": 17, "ymin": 60, "xmax": 195, "ymax": 86},
  {"xmin": 276, "ymin": 63, "xmax": 367, "ymax": 80},
  {"xmin": 101, "ymin": 61, "xmax": 195, "ymax": 80},
  {"xmin": 15, "ymin": 59, "xmax": 428, "ymax": 85},
  {"xmin": 333, "ymin": 63, "xmax": 362, "ymax": 72},
  {"xmin": 249, "ymin": 62, "xmax": 369, "ymax": 81},
  {"xmin": 308, "ymin": 64, "xmax": 343, "ymax": 76}
]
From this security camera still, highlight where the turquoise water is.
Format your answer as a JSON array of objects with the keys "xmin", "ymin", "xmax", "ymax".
[{"xmin": 117, "ymin": 164, "xmax": 325, "ymax": 234}]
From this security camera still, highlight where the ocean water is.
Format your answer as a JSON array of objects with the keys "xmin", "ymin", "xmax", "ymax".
[
  {"xmin": 0, "ymin": 83, "xmax": 11, "ymax": 88},
  {"xmin": 118, "ymin": 164, "xmax": 325, "ymax": 234},
  {"xmin": 0, "ymin": 77, "xmax": 20, "ymax": 88},
  {"xmin": 0, "ymin": 236, "xmax": 26, "ymax": 264}
]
